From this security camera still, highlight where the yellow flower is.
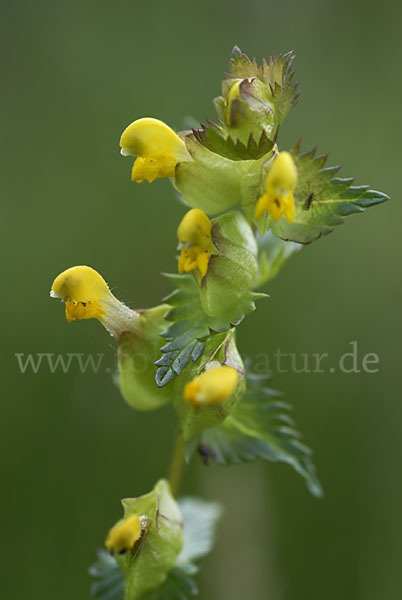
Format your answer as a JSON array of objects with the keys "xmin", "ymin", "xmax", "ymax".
[
  {"xmin": 184, "ymin": 364, "xmax": 239, "ymax": 407},
  {"xmin": 105, "ymin": 513, "xmax": 142, "ymax": 554},
  {"xmin": 254, "ymin": 151, "xmax": 298, "ymax": 222},
  {"xmin": 50, "ymin": 265, "xmax": 139, "ymax": 338},
  {"xmin": 120, "ymin": 117, "xmax": 189, "ymax": 183},
  {"xmin": 177, "ymin": 208, "xmax": 213, "ymax": 279}
]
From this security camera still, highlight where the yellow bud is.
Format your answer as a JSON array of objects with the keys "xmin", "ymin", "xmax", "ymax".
[
  {"xmin": 105, "ymin": 513, "xmax": 142, "ymax": 554},
  {"xmin": 119, "ymin": 117, "xmax": 189, "ymax": 183},
  {"xmin": 177, "ymin": 208, "xmax": 213, "ymax": 279},
  {"xmin": 50, "ymin": 265, "xmax": 139, "ymax": 337},
  {"xmin": 254, "ymin": 151, "xmax": 298, "ymax": 223},
  {"xmin": 184, "ymin": 365, "xmax": 239, "ymax": 407},
  {"xmin": 224, "ymin": 79, "xmax": 242, "ymax": 124}
]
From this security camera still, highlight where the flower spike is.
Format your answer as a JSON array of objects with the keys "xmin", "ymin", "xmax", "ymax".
[
  {"xmin": 177, "ymin": 208, "xmax": 213, "ymax": 279},
  {"xmin": 184, "ymin": 364, "xmax": 239, "ymax": 407},
  {"xmin": 50, "ymin": 265, "xmax": 139, "ymax": 338},
  {"xmin": 105, "ymin": 514, "xmax": 142, "ymax": 554},
  {"xmin": 255, "ymin": 151, "xmax": 298, "ymax": 222},
  {"xmin": 120, "ymin": 117, "xmax": 190, "ymax": 183}
]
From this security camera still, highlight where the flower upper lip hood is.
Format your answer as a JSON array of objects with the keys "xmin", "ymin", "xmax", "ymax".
[
  {"xmin": 50, "ymin": 265, "xmax": 112, "ymax": 304},
  {"xmin": 119, "ymin": 117, "xmax": 190, "ymax": 183}
]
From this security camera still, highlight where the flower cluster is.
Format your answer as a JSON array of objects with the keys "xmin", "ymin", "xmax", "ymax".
[{"xmin": 50, "ymin": 47, "xmax": 387, "ymax": 600}]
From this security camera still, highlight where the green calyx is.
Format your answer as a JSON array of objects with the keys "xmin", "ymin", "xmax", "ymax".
[
  {"xmin": 200, "ymin": 210, "xmax": 261, "ymax": 325},
  {"xmin": 113, "ymin": 479, "xmax": 183, "ymax": 600},
  {"xmin": 118, "ymin": 305, "xmax": 172, "ymax": 410},
  {"xmin": 173, "ymin": 330, "xmax": 246, "ymax": 441}
]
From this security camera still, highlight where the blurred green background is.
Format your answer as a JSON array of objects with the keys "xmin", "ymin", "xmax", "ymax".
[{"xmin": 1, "ymin": 0, "xmax": 401, "ymax": 598}]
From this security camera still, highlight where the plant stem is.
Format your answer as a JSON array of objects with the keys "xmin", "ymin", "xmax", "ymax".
[{"xmin": 168, "ymin": 431, "xmax": 185, "ymax": 497}]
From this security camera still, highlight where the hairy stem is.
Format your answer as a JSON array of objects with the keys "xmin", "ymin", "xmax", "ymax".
[{"xmin": 168, "ymin": 431, "xmax": 185, "ymax": 497}]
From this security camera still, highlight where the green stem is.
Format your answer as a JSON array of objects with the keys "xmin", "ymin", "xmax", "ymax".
[{"xmin": 168, "ymin": 431, "xmax": 185, "ymax": 497}]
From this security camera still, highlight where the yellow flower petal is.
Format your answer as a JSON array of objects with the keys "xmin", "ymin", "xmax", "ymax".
[
  {"xmin": 254, "ymin": 151, "xmax": 298, "ymax": 223},
  {"xmin": 183, "ymin": 365, "xmax": 239, "ymax": 407},
  {"xmin": 177, "ymin": 209, "xmax": 213, "ymax": 279},
  {"xmin": 51, "ymin": 265, "xmax": 111, "ymax": 304},
  {"xmin": 105, "ymin": 514, "xmax": 142, "ymax": 554},
  {"xmin": 120, "ymin": 117, "xmax": 189, "ymax": 183},
  {"xmin": 65, "ymin": 300, "xmax": 105, "ymax": 323}
]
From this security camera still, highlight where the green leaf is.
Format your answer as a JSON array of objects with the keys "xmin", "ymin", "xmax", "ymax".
[
  {"xmin": 229, "ymin": 45, "xmax": 263, "ymax": 79},
  {"xmin": 177, "ymin": 497, "xmax": 223, "ymax": 564},
  {"xmin": 154, "ymin": 274, "xmax": 230, "ymax": 387},
  {"xmin": 254, "ymin": 231, "xmax": 302, "ymax": 288},
  {"xmin": 268, "ymin": 141, "xmax": 389, "ymax": 243},
  {"xmin": 261, "ymin": 51, "xmax": 299, "ymax": 123},
  {"xmin": 192, "ymin": 373, "xmax": 323, "ymax": 498},
  {"xmin": 143, "ymin": 564, "xmax": 199, "ymax": 599},
  {"xmin": 89, "ymin": 550, "xmax": 124, "ymax": 600}
]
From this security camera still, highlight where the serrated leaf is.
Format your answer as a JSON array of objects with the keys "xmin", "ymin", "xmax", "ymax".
[
  {"xmin": 155, "ymin": 263, "xmax": 260, "ymax": 387},
  {"xmin": 268, "ymin": 142, "xmax": 389, "ymax": 243},
  {"xmin": 254, "ymin": 231, "xmax": 302, "ymax": 288},
  {"xmin": 229, "ymin": 45, "xmax": 263, "ymax": 79},
  {"xmin": 90, "ymin": 554, "xmax": 198, "ymax": 600},
  {"xmin": 192, "ymin": 372, "xmax": 323, "ymax": 498},
  {"xmin": 261, "ymin": 51, "xmax": 299, "ymax": 122},
  {"xmin": 190, "ymin": 124, "xmax": 276, "ymax": 161},
  {"xmin": 144, "ymin": 564, "xmax": 199, "ymax": 599},
  {"xmin": 155, "ymin": 274, "xmax": 230, "ymax": 387},
  {"xmin": 177, "ymin": 497, "xmax": 223, "ymax": 565},
  {"xmin": 89, "ymin": 550, "xmax": 124, "ymax": 600},
  {"xmin": 228, "ymin": 47, "xmax": 298, "ymax": 125}
]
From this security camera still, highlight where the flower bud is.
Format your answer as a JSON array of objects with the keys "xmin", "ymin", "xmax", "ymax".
[
  {"xmin": 174, "ymin": 331, "xmax": 245, "ymax": 441},
  {"xmin": 221, "ymin": 77, "xmax": 277, "ymax": 143},
  {"xmin": 105, "ymin": 514, "xmax": 142, "ymax": 554},
  {"xmin": 112, "ymin": 479, "xmax": 183, "ymax": 600},
  {"xmin": 184, "ymin": 365, "xmax": 239, "ymax": 407}
]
